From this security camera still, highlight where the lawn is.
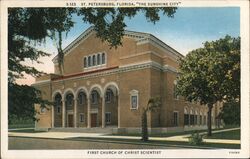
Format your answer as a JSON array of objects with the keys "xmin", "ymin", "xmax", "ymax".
[
  {"xmin": 8, "ymin": 124, "xmax": 35, "ymax": 129},
  {"xmin": 8, "ymin": 118, "xmax": 35, "ymax": 129},
  {"xmin": 71, "ymin": 137, "xmax": 240, "ymax": 149},
  {"xmin": 111, "ymin": 128, "xmax": 226, "ymax": 138},
  {"xmin": 204, "ymin": 129, "xmax": 240, "ymax": 140}
]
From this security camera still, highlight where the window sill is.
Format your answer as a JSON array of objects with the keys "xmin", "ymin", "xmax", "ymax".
[
  {"xmin": 130, "ymin": 107, "xmax": 138, "ymax": 110},
  {"xmin": 83, "ymin": 64, "xmax": 106, "ymax": 71}
]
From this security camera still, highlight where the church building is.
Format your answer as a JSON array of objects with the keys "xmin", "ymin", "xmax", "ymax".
[{"xmin": 33, "ymin": 26, "xmax": 221, "ymax": 133}]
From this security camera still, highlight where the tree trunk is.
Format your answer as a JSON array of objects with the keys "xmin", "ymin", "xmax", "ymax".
[
  {"xmin": 207, "ymin": 103, "xmax": 213, "ymax": 136},
  {"xmin": 57, "ymin": 31, "xmax": 64, "ymax": 75},
  {"xmin": 141, "ymin": 109, "xmax": 148, "ymax": 141}
]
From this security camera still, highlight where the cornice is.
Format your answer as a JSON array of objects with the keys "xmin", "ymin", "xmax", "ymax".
[{"xmin": 49, "ymin": 61, "xmax": 177, "ymax": 84}]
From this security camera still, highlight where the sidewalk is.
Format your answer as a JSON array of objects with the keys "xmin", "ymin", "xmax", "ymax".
[{"xmin": 8, "ymin": 127, "xmax": 240, "ymax": 145}]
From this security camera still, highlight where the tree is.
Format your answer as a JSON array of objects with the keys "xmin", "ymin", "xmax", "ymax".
[
  {"xmin": 8, "ymin": 83, "xmax": 51, "ymax": 124},
  {"xmin": 141, "ymin": 97, "xmax": 161, "ymax": 141},
  {"xmin": 177, "ymin": 35, "xmax": 240, "ymax": 136},
  {"xmin": 219, "ymin": 100, "xmax": 240, "ymax": 126},
  {"xmin": 8, "ymin": 8, "xmax": 75, "ymax": 123},
  {"xmin": 8, "ymin": 8, "xmax": 177, "ymax": 123}
]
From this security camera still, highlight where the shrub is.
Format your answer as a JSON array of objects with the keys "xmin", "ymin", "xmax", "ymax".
[{"xmin": 188, "ymin": 131, "xmax": 204, "ymax": 145}]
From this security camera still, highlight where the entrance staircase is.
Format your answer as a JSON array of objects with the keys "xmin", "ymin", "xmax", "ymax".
[{"xmin": 49, "ymin": 127, "xmax": 115, "ymax": 134}]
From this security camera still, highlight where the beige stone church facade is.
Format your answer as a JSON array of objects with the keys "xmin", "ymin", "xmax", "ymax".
[{"xmin": 33, "ymin": 26, "xmax": 221, "ymax": 133}]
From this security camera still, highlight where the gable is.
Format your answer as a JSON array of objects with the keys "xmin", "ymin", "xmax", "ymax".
[{"xmin": 52, "ymin": 26, "xmax": 183, "ymax": 64}]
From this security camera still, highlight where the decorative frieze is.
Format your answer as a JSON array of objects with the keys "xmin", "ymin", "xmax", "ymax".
[{"xmin": 33, "ymin": 61, "xmax": 178, "ymax": 85}]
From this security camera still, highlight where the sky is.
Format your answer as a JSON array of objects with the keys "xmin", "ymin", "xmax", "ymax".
[{"xmin": 16, "ymin": 7, "xmax": 240, "ymax": 85}]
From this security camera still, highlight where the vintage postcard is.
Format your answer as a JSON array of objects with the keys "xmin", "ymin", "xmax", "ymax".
[{"xmin": 1, "ymin": 0, "xmax": 249, "ymax": 158}]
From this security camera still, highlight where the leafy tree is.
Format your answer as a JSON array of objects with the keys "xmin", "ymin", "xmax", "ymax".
[
  {"xmin": 219, "ymin": 100, "xmax": 240, "ymax": 126},
  {"xmin": 8, "ymin": 8, "xmax": 75, "ymax": 123},
  {"xmin": 8, "ymin": 8, "xmax": 176, "ymax": 125},
  {"xmin": 177, "ymin": 35, "xmax": 240, "ymax": 136},
  {"xmin": 8, "ymin": 83, "xmax": 51, "ymax": 124},
  {"xmin": 141, "ymin": 97, "xmax": 161, "ymax": 141}
]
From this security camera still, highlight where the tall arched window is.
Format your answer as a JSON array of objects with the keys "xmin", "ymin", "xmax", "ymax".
[
  {"xmin": 93, "ymin": 55, "xmax": 96, "ymax": 66},
  {"xmin": 91, "ymin": 90, "xmax": 99, "ymax": 104},
  {"xmin": 78, "ymin": 92, "xmax": 85, "ymax": 105},
  {"xmin": 97, "ymin": 54, "xmax": 101, "ymax": 65},
  {"xmin": 102, "ymin": 53, "xmax": 105, "ymax": 64},
  {"xmin": 105, "ymin": 89, "xmax": 113, "ymax": 103},
  {"xmin": 66, "ymin": 94, "xmax": 74, "ymax": 107},
  {"xmin": 88, "ymin": 56, "xmax": 91, "ymax": 67},
  {"xmin": 84, "ymin": 57, "xmax": 87, "ymax": 68},
  {"xmin": 55, "ymin": 94, "xmax": 62, "ymax": 114}
]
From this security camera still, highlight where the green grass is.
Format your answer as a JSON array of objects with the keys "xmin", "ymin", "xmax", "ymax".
[
  {"xmin": 204, "ymin": 129, "xmax": 240, "ymax": 140},
  {"xmin": 8, "ymin": 123, "xmax": 35, "ymax": 129},
  {"xmin": 111, "ymin": 127, "xmax": 228, "ymax": 137},
  {"xmin": 71, "ymin": 137, "xmax": 240, "ymax": 149}
]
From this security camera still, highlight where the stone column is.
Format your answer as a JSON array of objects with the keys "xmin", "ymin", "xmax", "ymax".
[
  {"xmin": 87, "ymin": 98, "xmax": 91, "ymax": 128},
  {"xmin": 51, "ymin": 105, "xmax": 54, "ymax": 128},
  {"xmin": 74, "ymin": 98, "xmax": 77, "ymax": 128},
  {"xmin": 62, "ymin": 100, "xmax": 65, "ymax": 128},
  {"xmin": 102, "ymin": 97, "xmax": 105, "ymax": 128}
]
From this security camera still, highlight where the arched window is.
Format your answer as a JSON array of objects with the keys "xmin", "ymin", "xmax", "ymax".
[
  {"xmin": 84, "ymin": 57, "xmax": 87, "ymax": 68},
  {"xmin": 93, "ymin": 55, "xmax": 96, "ymax": 66},
  {"xmin": 55, "ymin": 94, "xmax": 62, "ymax": 114},
  {"xmin": 105, "ymin": 89, "xmax": 113, "ymax": 103},
  {"xmin": 88, "ymin": 56, "xmax": 91, "ymax": 67},
  {"xmin": 130, "ymin": 90, "xmax": 139, "ymax": 109},
  {"xmin": 66, "ymin": 94, "xmax": 73, "ymax": 107},
  {"xmin": 102, "ymin": 53, "xmax": 105, "ymax": 64},
  {"xmin": 55, "ymin": 94, "xmax": 62, "ymax": 106},
  {"xmin": 78, "ymin": 92, "xmax": 85, "ymax": 105},
  {"xmin": 91, "ymin": 90, "xmax": 99, "ymax": 104},
  {"xmin": 97, "ymin": 54, "xmax": 101, "ymax": 65}
]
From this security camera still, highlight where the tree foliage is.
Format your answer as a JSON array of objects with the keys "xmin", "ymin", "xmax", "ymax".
[
  {"xmin": 8, "ymin": 83, "xmax": 51, "ymax": 124},
  {"xmin": 219, "ymin": 100, "xmax": 240, "ymax": 126},
  {"xmin": 177, "ymin": 35, "xmax": 240, "ymax": 136},
  {"xmin": 8, "ymin": 8, "xmax": 75, "ymax": 123},
  {"xmin": 141, "ymin": 97, "xmax": 161, "ymax": 141}
]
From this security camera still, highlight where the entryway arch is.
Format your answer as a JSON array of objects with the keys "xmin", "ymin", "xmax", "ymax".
[
  {"xmin": 89, "ymin": 85, "xmax": 103, "ymax": 127},
  {"xmin": 103, "ymin": 82, "xmax": 119, "ymax": 127}
]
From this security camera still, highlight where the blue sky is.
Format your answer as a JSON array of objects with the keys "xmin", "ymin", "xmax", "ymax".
[
  {"xmin": 41, "ymin": 7, "xmax": 240, "ymax": 55},
  {"xmin": 19, "ymin": 7, "xmax": 240, "ymax": 85}
]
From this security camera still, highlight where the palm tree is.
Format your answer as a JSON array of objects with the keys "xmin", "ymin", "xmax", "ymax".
[{"xmin": 141, "ymin": 97, "xmax": 161, "ymax": 141}]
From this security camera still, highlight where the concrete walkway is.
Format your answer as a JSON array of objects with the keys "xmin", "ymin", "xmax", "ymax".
[{"xmin": 8, "ymin": 127, "xmax": 240, "ymax": 145}]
